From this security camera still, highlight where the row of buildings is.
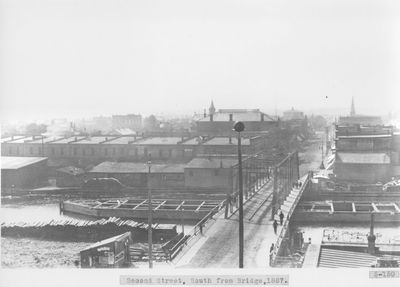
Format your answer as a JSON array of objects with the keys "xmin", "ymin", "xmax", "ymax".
[
  {"xmin": 1, "ymin": 102, "xmax": 311, "ymax": 192},
  {"xmin": 1, "ymin": 135, "xmax": 269, "ymax": 165},
  {"xmin": 332, "ymin": 99, "xmax": 400, "ymax": 184}
]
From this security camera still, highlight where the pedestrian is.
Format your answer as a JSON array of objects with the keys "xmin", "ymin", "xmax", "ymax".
[
  {"xmin": 273, "ymin": 220, "xmax": 278, "ymax": 235},
  {"xmin": 279, "ymin": 211, "xmax": 284, "ymax": 225}
]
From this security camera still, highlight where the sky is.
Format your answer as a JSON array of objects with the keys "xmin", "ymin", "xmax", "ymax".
[{"xmin": 0, "ymin": 0, "xmax": 399, "ymax": 123}]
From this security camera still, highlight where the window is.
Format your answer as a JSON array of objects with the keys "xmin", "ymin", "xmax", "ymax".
[{"xmin": 214, "ymin": 169, "xmax": 219, "ymax": 176}]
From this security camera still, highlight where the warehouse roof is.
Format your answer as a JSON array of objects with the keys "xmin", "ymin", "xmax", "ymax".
[
  {"xmin": 103, "ymin": 136, "xmax": 140, "ymax": 145},
  {"xmin": 336, "ymin": 153, "xmax": 391, "ymax": 164},
  {"xmin": 51, "ymin": 136, "xmax": 86, "ymax": 144},
  {"xmin": 203, "ymin": 137, "xmax": 251, "ymax": 146},
  {"xmin": 337, "ymin": 134, "xmax": 391, "ymax": 139},
  {"xmin": 71, "ymin": 136, "xmax": 117, "ymax": 144},
  {"xmin": 88, "ymin": 161, "xmax": 186, "ymax": 174},
  {"xmin": 186, "ymin": 158, "xmax": 238, "ymax": 169},
  {"xmin": 1, "ymin": 136, "xmax": 27, "ymax": 143},
  {"xmin": 1, "ymin": 156, "xmax": 48, "ymax": 170},
  {"xmin": 132, "ymin": 137, "xmax": 184, "ymax": 145}
]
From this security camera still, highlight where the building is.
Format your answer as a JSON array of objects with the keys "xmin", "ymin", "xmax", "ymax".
[
  {"xmin": 338, "ymin": 97, "xmax": 382, "ymax": 126},
  {"xmin": 54, "ymin": 166, "xmax": 86, "ymax": 187},
  {"xmin": 184, "ymin": 157, "xmax": 238, "ymax": 190},
  {"xmin": 112, "ymin": 114, "xmax": 142, "ymax": 131},
  {"xmin": 334, "ymin": 152, "xmax": 392, "ymax": 183},
  {"xmin": 1, "ymin": 134, "xmax": 271, "ymax": 168},
  {"xmin": 87, "ymin": 161, "xmax": 186, "ymax": 189},
  {"xmin": 1, "ymin": 156, "xmax": 48, "ymax": 188},
  {"xmin": 282, "ymin": 107, "xmax": 305, "ymax": 121},
  {"xmin": 80, "ymin": 232, "xmax": 132, "ymax": 268},
  {"xmin": 332, "ymin": 98, "xmax": 399, "ymax": 183},
  {"xmin": 196, "ymin": 101, "xmax": 278, "ymax": 136}
]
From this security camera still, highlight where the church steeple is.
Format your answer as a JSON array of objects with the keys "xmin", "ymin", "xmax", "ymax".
[
  {"xmin": 209, "ymin": 100, "xmax": 216, "ymax": 116},
  {"xmin": 350, "ymin": 97, "xmax": 356, "ymax": 116}
]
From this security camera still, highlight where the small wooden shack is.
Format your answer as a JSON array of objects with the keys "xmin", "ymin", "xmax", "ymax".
[{"xmin": 80, "ymin": 232, "xmax": 132, "ymax": 268}]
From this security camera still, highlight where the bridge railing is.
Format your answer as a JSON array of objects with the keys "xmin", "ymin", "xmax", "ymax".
[
  {"xmin": 270, "ymin": 172, "xmax": 311, "ymax": 266},
  {"xmin": 169, "ymin": 200, "xmax": 226, "ymax": 261}
]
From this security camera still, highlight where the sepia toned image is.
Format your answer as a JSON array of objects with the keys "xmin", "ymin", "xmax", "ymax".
[{"xmin": 0, "ymin": 0, "xmax": 399, "ymax": 286}]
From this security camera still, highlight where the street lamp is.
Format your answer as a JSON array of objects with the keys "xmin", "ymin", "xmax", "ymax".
[
  {"xmin": 233, "ymin": 121, "xmax": 245, "ymax": 268},
  {"xmin": 147, "ymin": 158, "xmax": 153, "ymax": 268}
]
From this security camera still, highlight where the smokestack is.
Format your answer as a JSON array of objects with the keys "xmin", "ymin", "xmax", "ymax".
[{"xmin": 229, "ymin": 114, "xmax": 233, "ymax": 121}]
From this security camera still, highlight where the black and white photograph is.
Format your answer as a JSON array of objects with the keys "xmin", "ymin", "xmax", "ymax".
[{"xmin": 0, "ymin": 0, "xmax": 399, "ymax": 286}]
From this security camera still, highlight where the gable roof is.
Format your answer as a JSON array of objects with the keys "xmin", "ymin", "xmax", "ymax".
[
  {"xmin": 1, "ymin": 156, "xmax": 48, "ymax": 170},
  {"xmin": 88, "ymin": 161, "xmax": 186, "ymax": 174},
  {"xmin": 186, "ymin": 158, "xmax": 238, "ymax": 169}
]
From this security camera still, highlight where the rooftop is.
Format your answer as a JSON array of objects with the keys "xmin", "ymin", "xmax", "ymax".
[
  {"xmin": 1, "ymin": 156, "xmax": 48, "ymax": 170},
  {"xmin": 336, "ymin": 152, "xmax": 391, "ymax": 164},
  {"xmin": 80, "ymin": 232, "xmax": 131, "ymax": 252},
  {"xmin": 132, "ymin": 137, "xmax": 184, "ymax": 145},
  {"xmin": 71, "ymin": 136, "xmax": 117, "ymax": 144},
  {"xmin": 51, "ymin": 136, "xmax": 86, "ymax": 144},
  {"xmin": 198, "ymin": 110, "xmax": 275, "ymax": 122},
  {"xmin": 103, "ymin": 136, "xmax": 140, "ymax": 145},
  {"xmin": 89, "ymin": 162, "xmax": 186, "ymax": 174},
  {"xmin": 0, "ymin": 136, "xmax": 28, "ymax": 143},
  {"xmin": 203, "ymin": 137, "xmax": 251, "ymax": 146},
  {"xmin": 180, "ymin": 137, "xmax": 204, "ymax": 145},
  {"xmin": 113, "ymin": 128, "xmax": 137, "ymax": 135},
  {"xmin": 337, "ymin": 134, "xmax": 392, "ymax": 139},
  {"xmin": 186, "ymin": 157, "xmax": 238, "ymax": 169},
  {"xmin": 29, "ymin": 136, "xmax": 64, "ymax": 144}
]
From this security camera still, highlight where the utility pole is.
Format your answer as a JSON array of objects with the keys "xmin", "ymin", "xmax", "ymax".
[
  {"xmin": 233, "ymin": 121, "xmax": 245, "ymax": 268},
  {"xmin": 147, "ymin": 159, "xmax": 153, "ymax": 268}
]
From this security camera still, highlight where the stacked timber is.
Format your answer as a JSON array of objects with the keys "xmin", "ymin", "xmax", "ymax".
[{"xmin": 1, "ymin": 217, "xmax": 177, "ymax": 242}]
